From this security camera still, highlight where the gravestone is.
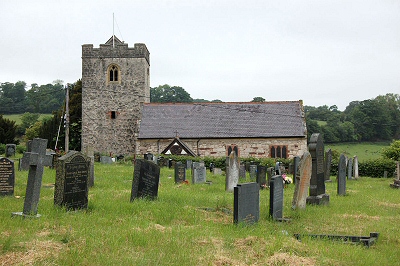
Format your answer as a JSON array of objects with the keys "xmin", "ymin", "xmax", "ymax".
[
  {"xmin": 293, "ymin": 156, "xmax": 300, "ymax": 184},
  {"xmin": 337, "ymin": 154, "xmax": 347, "ymax": 195},
  {"xmin": 233, "ymin": 182, "xmax": 259, "ymax": 224},
  {"xmin": 174, "ymin": 162, "xmax": 186, "ymax": 183},
  {"xmin": 94, "ymin": 152, "xmax": 101, "ymax": 162},
  {"xmin": 225, "ymin": 151, "xmax": 239, "ymax": 192},
  {"xmin": 192, "ymin": 165, "xmax": 206, "ymax": 184},
  {"xmin": 12, "ymin": 138, "xmax": 52, "ymax": 218},
  {"xmin": 55, "ymin": 151, "xmax": 90, "ymax": 210},
  {"xmin": 6, "ymin": 144, "xmax": 16, "ymax": 157},
  {"xmin": 353, "ymin": 156, "xmax": 359, "ymax": 179},
  {"xmin": 186, "ymin": 160, "xmax": 192, "ymax": 169},
  {"xmin": 213, "ymin": 168, "xmax": 222, "ymax": 175},
  {"xmin": 0, "ymin": 157, "xmax": 15, "ymax": 196},
  {"xmin": 324, "ymin": 149, "xmax": 332, "ymax": 182},
  {"xmin": 347, "ymin": 157, "xmax": 353, "ymax": 180},
  {"xmin": 249, "ymin": 165, "xmax": 257, "ymax": 181},
  {"xmin": 239, "ymin": 164, "xmax": 246, "ymax": 181},
  {"xmin": 131, "ymin": 159, "xmax": 160, "ymax": 201},
  {"xmin": 306, "ymin": 133, "xmax": 329, "ymax": 205},
  {"xmin": 19, "ymin": 143, "xmax": 33, "ymax": 171},
  {"xmin": 100, "ymin": 156, "xmax": 113, "ymax": 164},
  {"xmin": 270, "ymin": 175, "xmax": 289, "ymax": 221},
  {"xmin": 84, "ymin": 146, "xmax": 95, "ymax": 187},
  {"xmin": 275, "ymin": 162, "xmax": 281, "ymax": 175},
  {"xmin": 267, "ymin": 167, "xmax": 274, "ymax": 186},
  {"xmin": 144, "ymin": 153, "xmax": 153, "ymax": 161},
  {"xmin": 256, "ymin": 165, "xmax": 267, "ymax": 188},
  {"xmin": 292, "ymin": 151, "xmax": 312, "ymax": 209}
]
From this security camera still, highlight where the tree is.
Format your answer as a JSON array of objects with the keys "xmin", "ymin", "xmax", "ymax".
[
  {"xmin": 20, "ymin": 112, "xmax": 40, "ymax": 132},
  {"xmin": 150, "ymin": 84, "xmax": 193, "ymax": 103},
  {"xmin": 251, "ymin": 97, "xmax": 265, "ymax": 102},
  {"xmin": 0, "ymin": 114, "xmax": 18, "ymax": 144},
  {"xmin": 382, "ymin": 140, "xmax": 400, "ymax": 161},
  {"xmin": 0, "ymin": 81, "xmax": 26, "ymax": 113}
]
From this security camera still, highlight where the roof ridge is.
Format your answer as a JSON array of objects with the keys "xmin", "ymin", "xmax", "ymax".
[{"xmin": 144, "ymin": 100, "xmax": 302, "ymax": 106}]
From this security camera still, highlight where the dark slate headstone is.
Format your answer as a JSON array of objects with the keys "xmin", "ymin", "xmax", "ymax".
[
  {"xmin": 347, "ymin": 157, "xmax": 353, "ymax": 180},
  {"xmin": 324, "ymin": 149, "xmax": 332, "ymax": 181},
  {"xmin": 192, "ymin": 165, "xmax": 206, "ymax": 184},
  {"xmin": 144, "ymin": 153, "xmax": 153, "ymax": 161},
  {"xmin": 239, "ymin": 164, "xmax": 246, "ymax": 180},
  {"xmin": 131, "ymin": 159, "xmax": 160, "ymax": 201},
  {"xmin": 267, "ymin": 167, "xmax": 274, "ymax": 186},
  {"xmin": 174, "ymin": 162, "xmax": 186, "ymax": 184},
  {"xmin": 6, "ymin": 144, "xmax": 16, "ymax": 157},
  {"xmin": 249, "ymin": 165, "xmax": 257, "ymax": 181},
  {"xmin": 12, "ymin": 138, "xmax": 53, "ymax": 218},
  {"xmin": 233, "ymin": 182, "xmax": 259, "ymax": 224},
  {"xmin": 55, "ymin": 151, "xmax": 90, "ymax": 210},
  {"xmin": 0, "ymin": 157, "xmax": 15, "ymax": 196},
  {"xmin": 94, "ymin": 152, "xmax": 101, "ymax": 162},
  {"xmin": 270, "ymin": 175, "xmax": 289, "ymax": 221},
  {"xmin": 337, "ymin": 154, "xmax": 347, "ymax": 195},
  {"xmin": 256, "ymin": 165, "xmax": 267, "ymax": 188},
  {"xmin": 292, "ymin": 151, "xmax": 312, "ymax": 209},
  {"xmin": 293, "ymin": 156, "xmax": 300, "ymax": 185},
  {"xmin": 225, "ymin": 151, "xmax": 239, "ymax": 192},
  {"xmin": 306, "ymin": 133, "xmax": 329, "ymax": 205}
]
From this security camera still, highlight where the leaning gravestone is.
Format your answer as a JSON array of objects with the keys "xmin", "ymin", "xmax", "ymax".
[
  {"xmin": 225, "ymin": 151, "xmax": 239, "ymax": 192},
  {"xmin": 324, "ymin": 149, "xmax": 332, "ymax": 182},
  {"xmin": 338, "ymin": 154, "xmax": 347, "ymax": 195},
  {"xmin": 12, "ymin": 138, "xmax": 52, "ymax": 218},
  {"xmin": 55, "ymin": 151, "xmax": 90, "ymax": 210},
  {"xmin": 347, "ymin": 157, "xmax": 353, "ymax": 180},
  {"xmin": 174, "ymin": 162, "xmax": 186, "ymax": 184},
  {"xmin": 306, "ymin": 133, "xmax": 329, "ymax": 205},
  {"xmin": 249, "ymin": 165, "xmax": 257, "ymax": 181},
  {"xmin": 292, "ymin": 151, "xmax": 312, "ymax": 210},
  {"xmin": 256, "ymin": 165, "xmax": 267, "ymax": 188},
  {"xmin": 233, "ymin": 182, "xmax": 259, "ymax": 224},
  {"xmin": 192, "ymin": 164, "xmax": 206, "ymax": 184},
  {"xmin": 6, "ymin": 144, "xmax": 16, "ymax": 157},
  {"xmin": 353, "ymin": 155, "xmax": 359, "ymax": 179},
  {"xmin": 270, "ymin": 175, "xmax": 289, "ymax": 221},
  {"xmin": 0, "ymin": 157, "xmax": 15, "ymax": 196},
  {"xmin": 131, "ymin": 159, "xmax": 160, "ymax": 201}
]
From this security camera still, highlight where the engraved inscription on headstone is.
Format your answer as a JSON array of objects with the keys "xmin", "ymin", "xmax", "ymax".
[
  {"xmin": 131, "ymin": 159, "xmax": 160, "ymax": 201},
  {"xmin": 270, "ymin": 175, "xmax": 288, "ymax": 221},
  {"xmin": 0, "ymin": 157, "xmax": 14, "ymax": 196},
  {"xmin": 174, "ymin": 162, "xmax": 186, "ymax": 183},
  {"xmin": 249, "ymin": 165, "xmax": 257, "ymax": 181},
  {"xmin": 256, "ymin": 165, "xmax": 266, "ymax": 188},
  {"xmin": 192, "ymin": 165, "xmax": 206, "ymax": 184},
  {"xmin": 55, "ymin": 151, "xmax": 90, "ymax": 210},
  {"xmin": 234, "ymin": 182, "xmax": 259, "ymax": 224}
]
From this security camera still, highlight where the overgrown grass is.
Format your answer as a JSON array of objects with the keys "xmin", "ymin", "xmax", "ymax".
[
  {"xmin": 1, "ymin": 162, "xmax": 399, "ymax": 265},
  {"xmin": 326, "ymin": 142, "xmax": 390, "ymax": 162}
]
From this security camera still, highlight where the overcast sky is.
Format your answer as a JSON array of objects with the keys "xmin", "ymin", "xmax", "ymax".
[{"xmin": 1, "ymin": 0, "xmax": 399, "ymax": 110}]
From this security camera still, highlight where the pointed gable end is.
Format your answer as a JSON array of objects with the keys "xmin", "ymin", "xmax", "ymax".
[
  {"xmin": 105, "ymin": 35, "xmax": 123, "ymax": 45},
  {"xmin": 161, "ymin": 138, "xmax": 197, "ymax": 157}
]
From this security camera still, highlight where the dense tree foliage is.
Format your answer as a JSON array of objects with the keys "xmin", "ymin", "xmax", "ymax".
[
  {"xmin": 150, "ymin": 84, "xmax": 193, "ymax": 103},
  {"xmin": 251, "ymin": 97, "xmax": 265, "ymax": 102},
  {"xmin": 0, "ymin": 114, "xmax": 18, "ymax": 144},
  {"xmin": 382, "ymin": 140, "xmax": 400, "ymax": 161}
]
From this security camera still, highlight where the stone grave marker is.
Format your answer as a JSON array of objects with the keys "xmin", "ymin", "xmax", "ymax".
[
  {"xmin": 338, "ymin": 154, "xmax": 347, "ymax": 195},
  {"xmin": 275, "ymin": 162, "xmax": 281, "ymax": 175},
  {"xmin": 233, "ymin": 182, "xmax": 259, "ymax": 224},
  {"xmin": 192, "ymin": 164, "xmax": 206, "ymax": 184},
  {"xmin": 353, "ymin": 155, "xmax": 359, "ymax": 179},
  {"xmin": 249, "ymin": 165, "xmax": 257, "ymax": 181},
  {"xmin": 225, "ymin": 151, "xmax": 239, "ymax": 192},
  {"xmin": 347, "ymin": 157, "xmax": 353, "ymax": 180},
  {"xmin": 293, "ymin": 156, "xmax": 300, "ymax": 184},
  {"xmin": 292, "ymin": 151, "xmax": 312, "ymax": 209},
  {"xmin": 131, "ymin": 159, "xmax": 160, "ymax": 201},
  {"xmin": 144, "ymin": 153, "xmax": 153, "ymax": 161},
  {"xmin": 213, "ymin": 168, "xmax": 222, "ymax": 175},
  {"xmin": 0, "ymin": 157, "xmax": 15, "ymax": 196},
  {"xmin": 306, "ymin": 133, "xmax": 329, "ymax": 205},
  {"xmin": 256, "ymin": 165, "xmax": 267, "ymax": 188},
  {"xmin": 186, "ymin": 160, "xmax": 192, "ymax": 169},
  {"xmin": 100, "ymin": 156, "xmax": 113, "ymax": 164},
  {"xmin": 19, "ymin": 143, "xmax": 33, "ymax": 171},
  {"xmin": 266, "ymin": 167, "xmax": 274, "ymax": 186},
  {"xmin": 12, "ymin": 138, "xmax": 52, "ymax": 218},
  {"xmin": 324, "ymin": 149, "xmax": 332, "ymax": 182},
  {"xmin": 270, "ymin": 175, "xmax": 289, "ymax": 221},
  {"xmin": 84, "ymin": 146, "xmax": 95, "ymax": 187},
  {"xmin": 174, "ymin": 162, "xmax": 186, "ymax": 183},
  {"xmin": 239, "ymin": 164, "xmax": 246, "ymax": 181},
  {"xmin": 6, "ymin": 144, "xmax": 16, "ymax": 157},
  {"xmin": 54, "ymin": 151, "xmax": 90, "ymax": 210},
  {"xmin": 391, "ymin": 161, "xmax": 400, "ymax": 188}
]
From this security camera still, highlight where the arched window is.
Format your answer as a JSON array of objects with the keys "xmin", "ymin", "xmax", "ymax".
[
  {"xmin": 107, "ymin": 64, "xmax": 121, "ymax": 84},
  {"xmin": 270, "ymin": 145, "xmax": 288, "ymax": 159}
]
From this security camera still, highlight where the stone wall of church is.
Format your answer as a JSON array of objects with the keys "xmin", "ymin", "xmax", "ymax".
[
  {"xmin": 81, "ymin": 42, "xmax": 150, "ymax": 155},
  {"xmin": 137, "ymin": 137, "xmax": 307, "ymax": 158}
]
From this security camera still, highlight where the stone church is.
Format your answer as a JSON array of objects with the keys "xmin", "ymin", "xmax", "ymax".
[{"xmin": 81, "ymin": 36, "xmax": 307, "ymax": 159}]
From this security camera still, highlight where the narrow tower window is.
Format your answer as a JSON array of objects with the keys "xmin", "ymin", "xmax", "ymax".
[
  {"xmin": 107, "ymin": 64, "xmax": 121, "ymax": 84},
  {"xmin": 109, "ymin": 65, "xmax": 118, "ymax": 81}
]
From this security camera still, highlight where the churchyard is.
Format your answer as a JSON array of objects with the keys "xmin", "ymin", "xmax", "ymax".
[{"xmin": 1, "ymin": 150, "xmax": 399, "ymax": 265}]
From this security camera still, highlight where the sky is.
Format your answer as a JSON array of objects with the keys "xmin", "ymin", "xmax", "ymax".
[{"xmin": 1, "ymin": 0, "xmax": 399, "ymax": 111}]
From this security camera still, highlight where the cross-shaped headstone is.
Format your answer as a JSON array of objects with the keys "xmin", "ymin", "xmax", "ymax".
[{"xmin": 12, "ymin": 138, "xmax": 53, "ymax": 218}]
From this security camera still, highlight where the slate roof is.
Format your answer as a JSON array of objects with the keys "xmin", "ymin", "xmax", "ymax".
[{"xmin": 138, "ymin": 101, "xmax": 306, "ymax": 139}]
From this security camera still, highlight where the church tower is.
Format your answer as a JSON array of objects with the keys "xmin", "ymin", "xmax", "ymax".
[{"xmin": 81, "ymin": 36, "xmax": 150, "ymax": 155}]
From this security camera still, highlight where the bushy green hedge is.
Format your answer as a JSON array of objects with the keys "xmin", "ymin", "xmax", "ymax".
[
  {"xmin": 330, "ymin": 158, "xmax": 396, "ymax": 178},
  {"xmin": 0, "ymin": 144, "xmax": 5, "ymax": 155}
]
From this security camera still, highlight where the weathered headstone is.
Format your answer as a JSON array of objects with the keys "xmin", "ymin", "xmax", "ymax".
[
  {"xmin": 249, "ymin": 165, "xmax": 257, "ymax": 181},
  {"xmin": 84, "ymin": 146, "xmax": 95, "ymax": 187},
  {"xmin": 131, "ymin": 159, "xmax": 160, "ymax": 201},
  {"xmin": 19, "ymin": 143, "xmax": 33, "ymax": 171},
  {"xmin": 192, "ymin": 165, "xmax": 206, "ymax": 184},
  {"xmin": 292, "ymin": 151, "xmax": 312, "ymax": 209},
  {"xmin": 324, "ymin": 149, "xmax": 332, "ymax": 182},
  {"xmin": 186, "ymin": 160, "xmax": 192, "ymax": 169},
  {"xmin": 225, "ymin": 151, "xmax": 239, "ymax": 192},
  {"xmin": 6, "ymin": 144, "xmax": 16, "ymax": 157},
  {"xmin": 144, "ymin": 153, "xmax": 153, "ymax": 161},
  {"xmin": 55, "ymin": 151, "xmax": 90, "ymax": 210},
  {"xmin": 266, "ymin": 167, "xmax": 274, "ymax": 186},
  {"xmin": 275, "ymin": 162, "xmax": 281, "ymax": 175},
  {"xmin": 100, "ymin": 156, "xmax": 113, "ymax": 164},
  {"xmin": 239, "ymin": 164, "xmax": 246, "ymax": 181},
  {"xmin": 396, "ymin": 161, "xmax": 400, "ymax": 181},
  {"xmin": 306, "ymin": 133, "xmax": 329, "ymax": 205},
  {"xmin": 256, "ymin": 165, "xmax": 267, "ymax": 188},
  {"xmin": 293, "ymin": 156, "xmax": 300, "ymax": 184},
  {"xmin": 213, "ymin": 168, "xmax": 222, "ymax": 175},
  {"xmin": 353, "ymin": 155, "xmax": 359, "ymax": 179},
  {"xmin": 12, "ymin": 138, "xmax": 52, "ymax": 218},
  {"xmin": 233, "ymin": 182, "xmax": 259, "ymax": 224},
  {"xmin": 0, "ymin": 157, "xmax": 15, "ymax": 196},
  {"xmin": 347, "ymin": 157, "xmax": 353, "ymax": 180},
  {"xmin": 337, "ymin": 154, "xmax": 347, "ymax": 195},
  {"xmin": 270, "ymin": 175, "xmax": 289, "ymax": 221},
  {"xmin": 390, "ymin": 161, "xmax": 400, "ymax": 188},
  {"xmin": 174, "ymin": 162, "xmax": 186, "ymax": 183}
]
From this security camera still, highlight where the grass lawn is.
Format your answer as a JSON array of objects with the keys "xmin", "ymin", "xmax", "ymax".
[
  {"xmin": 325, "ymin": 142, "xmax": 390, "ymax": 162},
  {"xmin": 1, "ymin": 161, "xmax": 399, "ymax": 265},
  {"xmin": 2, "ymin": 113, "xmax": 53, "ymax": 125}
]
